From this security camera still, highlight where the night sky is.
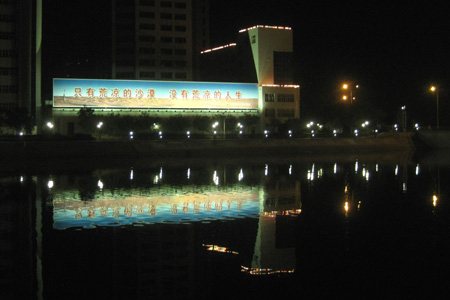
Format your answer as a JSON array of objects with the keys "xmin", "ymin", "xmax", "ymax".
[{"xmin": 43, "ymin": 0, "xmax": 450, "ymax": 126}]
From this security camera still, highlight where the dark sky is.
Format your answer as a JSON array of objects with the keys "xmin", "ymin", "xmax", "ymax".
[
  {"xmin": 43, "ymin": 0, "xmax": 450, "ymax": 125},
  {"xmin": 210, "ymin": 1, "xmax": 450, "ymax": 124}
]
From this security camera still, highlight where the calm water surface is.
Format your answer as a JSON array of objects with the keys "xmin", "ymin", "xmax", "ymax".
[{"xmin": 1, "ymin": 154, "xmax": 450, "ymax": 299}]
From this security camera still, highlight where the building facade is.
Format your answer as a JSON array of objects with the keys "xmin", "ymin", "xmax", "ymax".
[
  {"xmin": 112, "ymin": 0, "xmax": 209, "ymax": 81},
  {"xmin": 0, "ymin": 0, "xmax": 42, "ymax": 132},
  {"xmin": 200, "ymin": 25, "xmax": 300, "ymax": 129},
  {"xmin": 52, "ymin": 25, "xmax": 299, "ymax": 136}
]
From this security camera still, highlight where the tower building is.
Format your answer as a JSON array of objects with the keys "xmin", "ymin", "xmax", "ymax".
[
  {"xmin": 0, "ymin": 0, "xmax": 42, "ymax": 131},
  {"xmin": 112, "ymin": 0, "xmax": 209, "ymax": 81}
]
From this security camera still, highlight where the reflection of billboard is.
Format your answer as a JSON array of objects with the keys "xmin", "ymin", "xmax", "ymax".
[
  {"xmin": 53, "ymin": 78, "xmax": 259, "ymax": 110},
  {"xmin": 52, "ymin": 189, "xmax": 260, "ymax": 229}
]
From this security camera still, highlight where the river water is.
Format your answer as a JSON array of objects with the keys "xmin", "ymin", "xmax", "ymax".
[{"xmin": 1, "ymin": 152, "xmax": 449, "ymax": 299}]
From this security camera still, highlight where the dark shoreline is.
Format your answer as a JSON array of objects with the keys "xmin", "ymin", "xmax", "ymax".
[{"xmin": 0, "ymin": 133, "xmax": 421, "ymax": 173}]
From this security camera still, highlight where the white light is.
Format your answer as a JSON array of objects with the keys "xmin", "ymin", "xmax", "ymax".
[
  {"xmin": 19, "ymin": 132, "xmax": 24, "ymax": 136},
  {"xmin": 187, "ymin": 168, "xmax": 190, "ymax": 179},
  {"xmin": 98, "ymin": 180, "xmax": 103, "ymax": 190},
  {"xmin": 213, "ymin": 171, "xmax": 219, "ymax": 185},
  {"xmin": 334, "ymin": 163, "xmax": 337, "ymax": 174},
  {"xmin": 159, "ymin": 167, "xmax": 163, "ymax": 180},
  {"xmin": 415, "ymin": 164, "xmax": 420, "ymax": 175},
  {"xmin": 289, "ymin": 165, "xmax": 292, "ymax": 175},
  {"xmin": 130, "ymin": 169, "xmax": 134, "ymax": 180},
  {"xmin": 47, "ymin": 180, "xmax": 54, "ymax": 189},
  {"xmin": 20, "ymin": 176, "xmax": 24, "ymax": 183},
  {"xmin": 238, "ymin": 169, "xmax": 244, "ymax": 181},
  {"xmin": 395, "ymin": 165, "xmax": 399, "ymax": 176},
  {"xmin": 355, "ymin": 161, "xmax": 359, "ymax": 173},
  {"xmin": 265, "ymin": 164, "xmax": 269, "ymax": 176},
  {"xmin": 46, "ymin": 122, "xmax": 54, "ymax": 129},
  {"xmin": 97, "ymin": 122, "xmax": 103, "ymax": 128}
]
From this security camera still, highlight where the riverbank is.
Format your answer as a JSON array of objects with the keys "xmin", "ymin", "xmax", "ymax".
[
  {"xmin": 0, "ymin": 132, "xmax": 419, "ymax": 174},
  {"xmin": 1, "ymin": 132, "xmax": 415, "ymax": 159}
]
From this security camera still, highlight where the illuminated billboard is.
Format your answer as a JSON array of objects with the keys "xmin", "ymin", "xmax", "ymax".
[{"xmin": 53, "ymin": 78, "xmax": 259, "ymax": 110}]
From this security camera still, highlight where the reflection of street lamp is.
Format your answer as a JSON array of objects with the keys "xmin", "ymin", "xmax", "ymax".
[{"xmin": 430, "ymin": 86, "xmax": 439, "ymax": 129}]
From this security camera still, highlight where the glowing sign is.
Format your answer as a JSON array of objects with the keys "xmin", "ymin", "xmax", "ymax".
[{"xmin": 53, "ymin": 78, "xmax": 259, "ymax": 110}]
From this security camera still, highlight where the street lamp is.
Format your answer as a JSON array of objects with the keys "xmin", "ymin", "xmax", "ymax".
[
  {"xmin": 97, "ymin": 121, "xmax": 103, "ymax": 140},
  {"xmin": 342, "ymin": 83, "xmax": 359, "ymax": 104},
  {"xmin": 430, "ymin": 86, "xmax": 439, "ymax": 129}
]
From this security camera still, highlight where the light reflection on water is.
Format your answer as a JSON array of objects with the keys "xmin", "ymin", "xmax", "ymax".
[
  {"xmin": 1, "ymin": 157, "xmax": 450, "ymax": 299},
  {"xmin": 52, "ymin": 186, "xmax": 262, "ymax": 229}
]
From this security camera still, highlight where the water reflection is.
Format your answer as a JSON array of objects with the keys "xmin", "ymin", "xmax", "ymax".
[{"xmin": 1, "ymin": 157, "xmax": 450, "ymax": 299}]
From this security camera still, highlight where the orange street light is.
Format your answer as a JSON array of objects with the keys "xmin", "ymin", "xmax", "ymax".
[
  {"xmin": 430, "ymin": 86, "xmax": 439, "ymax": 129},
  {"xmin": 342, "ymin": 83, "xmax": 359, "ymax": 104}
]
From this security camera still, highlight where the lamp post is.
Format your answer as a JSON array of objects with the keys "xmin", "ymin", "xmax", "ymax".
[
  {"xmin": 342, "ymin": 83, "xmax": 359, "ymax": 104},
  {"xmin": 430, "ymin": 86, "xmax": 439, "ymax": 129},
  {"xmin": 97, "ymin": 121, "xmax": 103, "ymax": 140}
]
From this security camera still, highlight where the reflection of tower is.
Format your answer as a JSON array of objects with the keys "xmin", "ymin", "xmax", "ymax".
[
  {"xmin": 136, "ymin": 224, "xmax": 195, "ymax": 299},
  {"xmin": 0, "ymin": 177, "xmax": 38, "ymax": 299},
  {"xmin": 248, "ymin": 180, "xmax": 301, "ymax": 275}
]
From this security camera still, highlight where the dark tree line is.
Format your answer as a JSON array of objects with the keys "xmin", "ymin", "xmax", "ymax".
[
  {"xmin": 0, "ymin": 107, "xmax": 34, "ymax": 134},
  {"xmin": 77, "ymin": 106, "xmax": 262, "ymax": 138}
]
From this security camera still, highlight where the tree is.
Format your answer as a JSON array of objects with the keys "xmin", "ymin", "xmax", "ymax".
[
  {"xmin": 162, "ymin": 115, "xmax": 192, "ymax": 133},
  {"xmin": 1, "ymin": 107, "xmax": 34, "ymax": 134},
  {"xmin": 77, "ymin": 106, "xmax": 96, "ymax": 133},
  {"xmin": 192, "ymin": 116, "xmax": 212, "ymax": 132}
]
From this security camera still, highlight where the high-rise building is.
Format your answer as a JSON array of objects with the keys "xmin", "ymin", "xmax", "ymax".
[
  {"xmin": 0, "ymin": 0, "xmax": 42, "ymax": 127},
  {"xmin": 112, "ymin": 0, "xmax": 209, "ymax": 81}
]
